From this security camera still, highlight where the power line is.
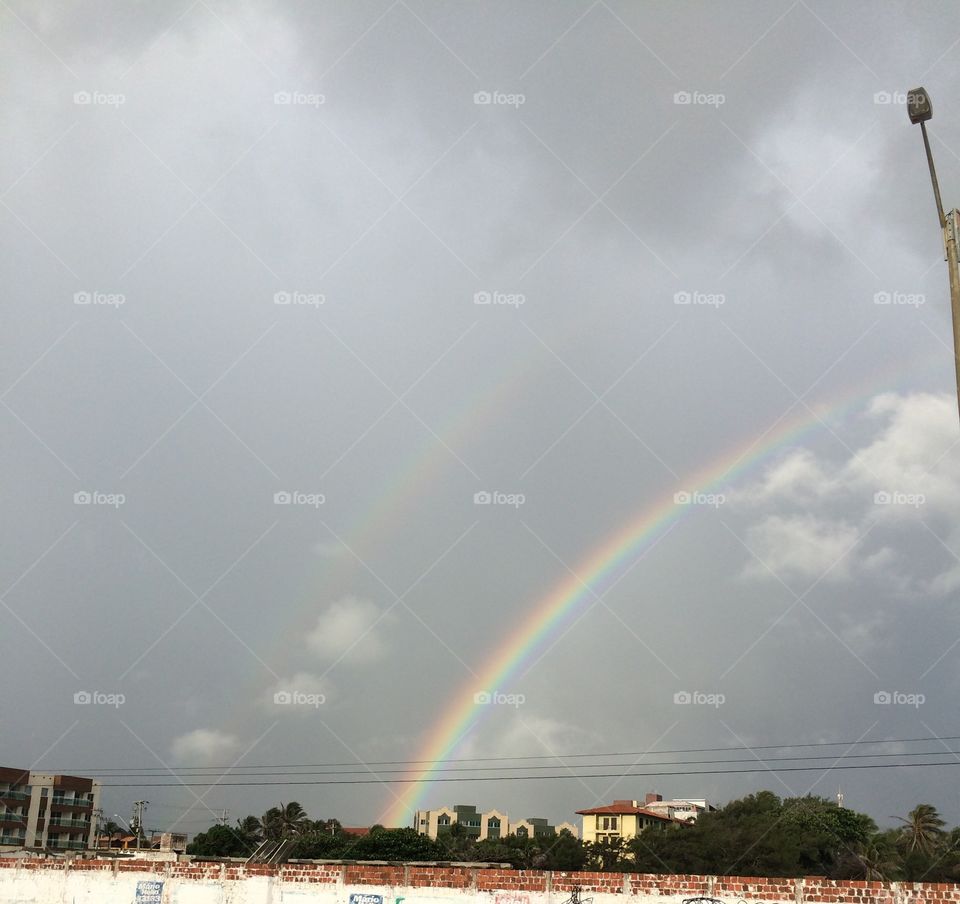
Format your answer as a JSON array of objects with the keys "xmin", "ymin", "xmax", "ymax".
[
  {"xmin": 58, "ymin": 734, "xmax": 960, "ymax": 773},
  {"xmin": 100, "ymin": 759, "xmax": 960, "ymax": 787},
  {"xmin": 69, "ymin": 748, "xmax": 960, "ymax": 779}
]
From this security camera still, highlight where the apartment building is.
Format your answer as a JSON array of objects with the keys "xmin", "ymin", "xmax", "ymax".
[
  {"xmin": 413, "ymin": 804, "xmax": 578, "ymax": 840},
  {"xmin": 0, "ymin": 767, "xmax": 101, "ymax": 852},
  {"xmin": 575, "ymin": 800, "xmax": 676, "ymax": 844},
  {"xmin": 640, "ymin": 792, "xmax": 715, "ymax": 823}
]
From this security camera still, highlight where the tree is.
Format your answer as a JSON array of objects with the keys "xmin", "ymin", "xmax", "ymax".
[
  {"xmin": 262, "ymin": 802, "xmax": 309, "ymax": 840},
  {"xmin": 897, "ymin": 804, "xmax": 946, "ymax": 856},
  {"xmin": 187, "ymin": 824, "xmax": 252, "ymax": 857}
]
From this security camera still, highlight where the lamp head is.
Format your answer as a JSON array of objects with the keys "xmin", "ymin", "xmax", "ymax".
[{"xmin": 908, "ymin": 86, "xmax": 932, "ymax": 124}]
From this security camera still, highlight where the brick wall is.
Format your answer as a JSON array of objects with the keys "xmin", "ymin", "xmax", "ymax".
[{"xmin": 0, "ymin": 859, "xmax": 956, "ymax": 902}]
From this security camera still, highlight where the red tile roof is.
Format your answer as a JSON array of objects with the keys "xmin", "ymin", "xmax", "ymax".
[{"xmin": 575, "ymin": 804, "xmax": 674, "ymax": 820}]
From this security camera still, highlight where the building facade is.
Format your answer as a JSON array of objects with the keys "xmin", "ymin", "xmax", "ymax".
[
  {"xmin": 575, "ymin": 800, "xmax": 676, "ymax": 844},
  {"xmin": 413, "ymin": 805, "xmax": 578, "ymax": 840},
  {"xmin": 0, "ymin": 767, "xmax": 101, "ymax": 852},
  {"xmin": 640, "ymin": 793, "xmax": 715, "ymax": 823}
]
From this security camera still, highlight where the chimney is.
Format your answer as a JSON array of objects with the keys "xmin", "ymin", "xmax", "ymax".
[{"xmin": 645, "ymin": 793, "xmax": 663, "ymax": 804}]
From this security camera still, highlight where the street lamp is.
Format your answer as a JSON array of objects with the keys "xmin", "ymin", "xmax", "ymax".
[{"xmin": 908, "ymin": 86, "xmax": 960, "ymax": 422}]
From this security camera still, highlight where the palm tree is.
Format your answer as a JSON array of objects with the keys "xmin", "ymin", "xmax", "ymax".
[
  {"xmin": 236, "ymin": 815, "xmax": 263, "ymax": 845},
  {"xmin": 262, "ymin": 802, "xmax": 309, "ymax": 840},
  {"xmin": 849, "ymin": 839, "xmax": 900, "ymax": 880},
  {"xmin": 897, "ymin": 804, "xmax": 946, "ymax": 855}
]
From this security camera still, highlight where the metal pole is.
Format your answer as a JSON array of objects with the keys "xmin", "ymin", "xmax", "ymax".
[
  {"xmin": 922, "ymin": 121, "xmax": 946, "ymax": 227},
  {"xmin": 944, "ymin": 211, "xmax": 960, "ymax": 422}
]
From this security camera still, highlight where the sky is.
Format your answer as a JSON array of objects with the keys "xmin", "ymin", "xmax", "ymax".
[{"xmin": 4, "ymin": 0, "xmax": 960, "ymax": 842}]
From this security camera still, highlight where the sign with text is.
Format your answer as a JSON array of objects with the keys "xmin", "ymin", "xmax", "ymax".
[
  {"xmin": 135, "ymin": 879, "xmax": 163, "ymax": 903},
  {"xmin": 349, "ymin": 894, "xmax": 383, "ymax": 904}
]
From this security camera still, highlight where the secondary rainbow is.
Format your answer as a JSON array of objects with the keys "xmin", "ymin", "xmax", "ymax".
[{"xmin": 380, "ymin": 375, "xmax": 944, "ymax": 827}]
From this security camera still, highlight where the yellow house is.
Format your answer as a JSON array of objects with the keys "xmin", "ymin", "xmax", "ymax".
[{"xmin": 576, "ymin": 800, "xmax": 675, "ymax": 844}]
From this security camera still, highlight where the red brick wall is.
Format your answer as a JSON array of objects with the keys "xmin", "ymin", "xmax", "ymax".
[{"xmin": 0, "ymin": 859, "xmax": 957, "ymax": 901}]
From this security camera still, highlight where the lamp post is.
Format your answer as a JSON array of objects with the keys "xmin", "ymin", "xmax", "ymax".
[{"xmin": 908, "ymin": 86, "xmax": 960, "ymax": 422}]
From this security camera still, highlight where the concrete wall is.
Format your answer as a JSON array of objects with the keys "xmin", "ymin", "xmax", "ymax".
[{"xmin": 0, "ymin": 859, "xmax": 954, "ymax": 904}]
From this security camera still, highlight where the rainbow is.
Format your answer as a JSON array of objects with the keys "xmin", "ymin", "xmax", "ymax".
[{"xmin": 380, "ymin": 373, "xmax": 949, "ymax": 827}]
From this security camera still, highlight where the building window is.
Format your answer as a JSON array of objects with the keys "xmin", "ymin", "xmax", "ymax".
[{"xmin": 437, "ymin": 815, "xmax": 450, "ymax": 826}]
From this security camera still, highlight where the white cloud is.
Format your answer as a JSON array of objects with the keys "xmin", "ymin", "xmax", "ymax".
[
  {"xmin": 739, "ymin": 393, "xmax": 960, "ymax": 592},
  {"xmin": 306, "ymin": 596, "xmax": 389, "ymax": 663},
  {"xmin": 741, "ymin": 448, "xmax": 834, "ymax": 505},
  {"xmin": 170, "ymin": 729, "xmax": 240, "ymax": 764},
  {"xmin": 743, "ymin": 514, "xmax": 860, "ymax": 583}
]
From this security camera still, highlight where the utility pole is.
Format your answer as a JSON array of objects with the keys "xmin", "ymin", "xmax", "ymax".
[
  {"xmin": 131, "ymin": 801, "xmax": 148, "ymax": 850},
  {"xmin": 93, "ymin": 808, "xmax": 104, "ymax": 849},
  {"xmin": 908, "ymin": 87, "xmax": 960, "ymax": 423},
  {"xmin": 216, "ymin": 809, "xmax": 230, "ymax": 826}
]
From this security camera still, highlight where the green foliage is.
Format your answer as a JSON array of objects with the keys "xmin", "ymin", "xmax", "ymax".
[
  {"xmin": 186, "ymin": 824, "xmax": 253, "ymax": 857},
  {"xmin": 289, "ymin": 826, "xmax": 446, "ymax": 861},
  {"xmin": 189, "ymin": 796, "xmax": 960, "ymax": 880}
]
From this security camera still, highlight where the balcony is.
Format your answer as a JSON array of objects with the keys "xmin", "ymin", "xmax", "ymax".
[
  {"xmin": 0, "ymin": 791, "xmax": 30, "ymax": 801},
  {"xmin": 48, "ymin": 818, "xmax": 91, "ymax": 829},
  {"xmin": 49, "ymin": 840, "xmax": 86, "ymax": 850},
  {"xmin": 0, "ymin": 813, "xmax": 26, "ymax": 823},
  {"xmin": 50, "ymin": 797, "xmax": 93, "ymax": 809},
  {"xmin": 0, "ymin": 836, "xmax": 25, "ymax": 846}
]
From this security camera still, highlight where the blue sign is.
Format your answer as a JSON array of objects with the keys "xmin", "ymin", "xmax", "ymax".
[
  {"xmin": 349, "ymin": 895, "xmax": 383, "ymax": 904},
  {"xmin": 135, "ymin": 880, "xmax": 164, "ymax": 903}
]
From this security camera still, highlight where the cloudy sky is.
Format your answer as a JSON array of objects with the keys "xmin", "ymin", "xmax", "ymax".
[{"xmin": 4, "ymin": 0, "xmax": 960, "ymax": 840}]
